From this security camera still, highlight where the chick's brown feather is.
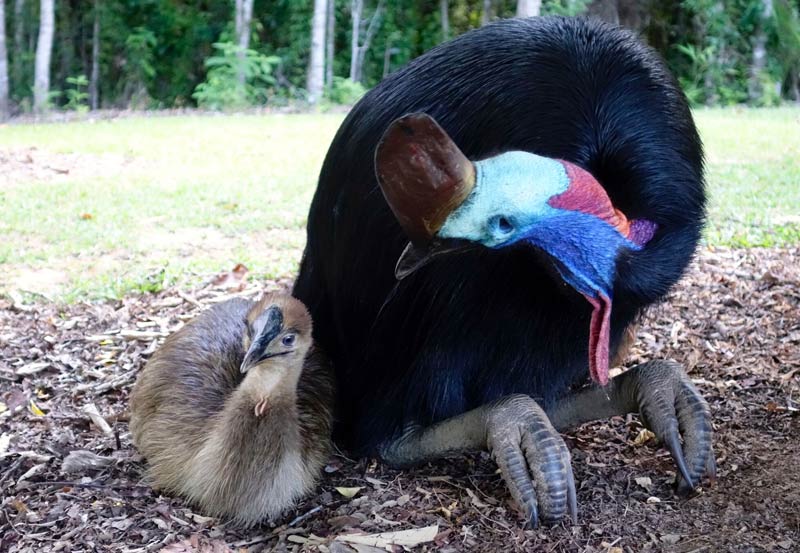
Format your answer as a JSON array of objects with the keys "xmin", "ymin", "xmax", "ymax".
[{"xmin": 130, "ymin": 294, "xmax": 334, "ymax": 526}]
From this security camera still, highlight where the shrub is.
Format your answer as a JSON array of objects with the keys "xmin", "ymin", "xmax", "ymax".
[
  {"xmin": 65, "ymin": 75, "xmax": 90, "ymax": 113},
  {"xmin": 326, "ymin": 77, "xmax": 367, "ymax": 105},
  {"xmin": 192, "ymin": 42, "xmax": 281, "ymax": 110}
]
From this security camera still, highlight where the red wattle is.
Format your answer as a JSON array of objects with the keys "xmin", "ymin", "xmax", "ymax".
[{"xmin": 582, "ymin": 293, "xmax": 612, "ymax": 386}]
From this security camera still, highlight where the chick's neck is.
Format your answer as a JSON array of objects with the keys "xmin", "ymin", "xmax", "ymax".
[{"xmin": 241, "ymin": 359, "xmax": 302, "ymax": 404}]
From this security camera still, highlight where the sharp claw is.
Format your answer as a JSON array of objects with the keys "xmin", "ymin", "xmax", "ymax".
[
  {"xmin": 662, "ymin": 428, "xmax": 695, "ymax": 491},
  {"xmin": 565, "ymin": 459, "xmax": 578, "ymax": 524},
  {"xmin": 628, "ymin": 361, "xmax": 715, "ymax": 493},
  {"xmin": 526, "ymin": 503, "xmax": 539, "ymax": 529},
  {"xmin": 707, "ymin": 451, "xmax": 717, "ymax": 483}
]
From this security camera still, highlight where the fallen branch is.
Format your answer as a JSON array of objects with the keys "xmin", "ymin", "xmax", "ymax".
[{"xmin": 73, "ymin": 368, "xmax": 138, "ymax": 395}]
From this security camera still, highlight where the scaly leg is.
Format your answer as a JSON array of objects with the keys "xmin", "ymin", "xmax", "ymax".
[
  {"xmin": 549, "ymin": 359, "xmax": 716, "ymax": 493},
  {"xmin": 379, "ymin": 394, "xmax": 577, "ymax": 527}
]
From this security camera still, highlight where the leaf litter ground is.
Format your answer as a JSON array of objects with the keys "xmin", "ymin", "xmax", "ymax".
[{"xmin": 1, "ymin": 247, "xmax": 798, "ymax": 552}]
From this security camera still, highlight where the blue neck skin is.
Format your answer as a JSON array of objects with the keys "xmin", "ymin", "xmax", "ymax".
[{"xmin": 437, "ymin": 151, "xmax": 642, "ymax": 301}]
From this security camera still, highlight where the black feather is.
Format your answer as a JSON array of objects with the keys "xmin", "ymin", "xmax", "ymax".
[{"xmin": 293, "ymin": 16, "xmax": 705, "ymax": 453}]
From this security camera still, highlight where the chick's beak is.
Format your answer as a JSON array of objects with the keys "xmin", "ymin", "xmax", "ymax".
[{"xmin": 240, "ymin": 306, "xmax": 283, "ymax": 373}]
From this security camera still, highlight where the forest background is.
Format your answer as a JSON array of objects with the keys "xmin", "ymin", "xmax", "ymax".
[{"xmin": 1, "ymin": 0, "xmax": 799, "ymax": 120}]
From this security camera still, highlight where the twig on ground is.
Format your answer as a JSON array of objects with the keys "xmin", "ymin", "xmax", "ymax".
[
  {"xmin": 73, "ymin": 369, "xmax": 138, "ymax": 395},
  {"xmin": 289, "ymin": 505, "xmax": 323, "ymax": 526},
  {"xmin": 177, "ymin": 289, "xmax": 204, "ymax": 309}
]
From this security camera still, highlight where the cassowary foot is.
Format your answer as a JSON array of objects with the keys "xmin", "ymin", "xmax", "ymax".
[
  {"xmin": 550, "ymin": 359, "xmax": 715, "ymax": 497},
  {"xmin": 378, "ymin": 394, "xmax": 576, "ymax": 528},
  {"xmin": 624, "ymin": 360, "xmax": 716, "ymax": 494},
  {"xmin": 487, "ymin": 395, "xmax": 577, "ymax": 527}
]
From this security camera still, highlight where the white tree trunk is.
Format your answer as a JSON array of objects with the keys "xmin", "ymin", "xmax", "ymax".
[
  {"xmin": 307, "ymin": 0, "xmax": 327, "ymax": 103},
  {"xmin": 13, "ymin": 0, "xmax": 23, "ymax": 70},
  {"xmin": 516, "ymin": 0, "xmax": 541, "ymax": 17},
  {"xmin": 234, "ymin": 0, "xmax": 254, "ymax": 88},
  {"xmin": 749, "ymin": 0, "xmax": 773, "ymax": 102},
  {"xmin": 349, "ymin": 0, "xmax": 383, "ymax": 83},
  {"xmin": 13, "ymin": 0, "xmax": 24, "ymax": 85},
  {"xmin": 325, "ymin": 0, "xmax": 334, "ymax": 88},
  {"xmin": 0, "ymin": 0, "xmax": 9, "ymax": 119},
  {"xmin": 481, "ymin": 0, "xmax": 492, "ymax": 25},
  {"xmin": 349, "ymin": 0, "xmax": 361, "ymax": 82},
  {"xmin": 440, "ymin": 0, "xmax": 449, "ymax": 40},
  {"xmin": 33, "ymin": 0, "xmax": 54, "ymax": 114},
  {"xmin": 89, "ymin": 0, "xmax": 100, "ymax": 110}
]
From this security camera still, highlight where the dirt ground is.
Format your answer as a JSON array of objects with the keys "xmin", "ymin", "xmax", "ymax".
[{"xmin": 1, "ymin": 247, "xmax": 798, "ymax": 553}]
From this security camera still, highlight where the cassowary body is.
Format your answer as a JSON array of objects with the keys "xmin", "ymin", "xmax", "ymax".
[{"xmin": 295, "ymin": 16, "xmax": 712, "ymax": 525}]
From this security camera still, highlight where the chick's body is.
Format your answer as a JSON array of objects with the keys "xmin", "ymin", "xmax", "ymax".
[{"xmin": 130, "ymin": 295, "xmax": 334, "ymax": 526}]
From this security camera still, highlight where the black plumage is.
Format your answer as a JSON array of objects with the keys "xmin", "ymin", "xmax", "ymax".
[{"xmin": 294, "ymin": 16, "xmax": 705, "ymax": 454}]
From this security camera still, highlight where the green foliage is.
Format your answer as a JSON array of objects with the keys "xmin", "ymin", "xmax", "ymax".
[
  {"xmin": 676, "ymin": 43, "xmax": 716, "ymax": 105},
  {"xmin": 326, "ymin": 77, "xmax": 367, "ymax": 105},
  {"xmin": 675, "ymin": 0, "xmax": 752, "ymax": 105},
  {"xmin": 542, "ymin": 0, "xmax": 591, "ymax": 17},
  {"xmin": 65, "ymin": 76, "xmax": 90, "ymax": 113},
  {"xmin": 772, "ymin": 0, "xmax": 800, "ymax": 97},
  {"xmin": 122, "ymin": 27, "xmax": 158, "ymax": 108},
  {"xmin": 192, "ymin": 42, "xmax": 281, "ymax": 110},
  {"xmin": 4, "ymin": 0, "xmax": 800, "ymax": 112}
]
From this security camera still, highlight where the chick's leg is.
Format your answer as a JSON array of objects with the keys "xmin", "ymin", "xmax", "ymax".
[
  {"xmin": 549, "ymin": 359, "xmax": 716, "ymax": 493},
  {"xmin": 379, "ymin": 394, "xmax": 576, "ymax": 527}
]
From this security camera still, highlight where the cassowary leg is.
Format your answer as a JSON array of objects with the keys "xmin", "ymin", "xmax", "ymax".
[
  {"xmin": 548, "ymin": 359, "xmax": 716, "ymax": 494},
  {"xmin": 379, "ymin": 395, "xmax": 577, "ymax": 527}
]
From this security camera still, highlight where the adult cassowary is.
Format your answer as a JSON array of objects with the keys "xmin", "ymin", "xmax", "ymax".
[{"xmin": 294, "ymin": 16, "xmax": 715, "ymax": 526}]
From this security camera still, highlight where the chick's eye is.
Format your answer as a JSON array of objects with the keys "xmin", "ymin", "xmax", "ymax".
[{"xmin": 281, "ymin": 334, "xmax": 296, "ymax": 347}]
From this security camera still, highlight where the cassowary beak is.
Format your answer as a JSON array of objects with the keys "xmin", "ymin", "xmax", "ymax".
[
  {"xmin": 394, "ymin": 238, "xmax": 474, "ymax": 280},
  {"xmin": 375, "ymin": 113, "xmax": 478, "ymax": 279}
]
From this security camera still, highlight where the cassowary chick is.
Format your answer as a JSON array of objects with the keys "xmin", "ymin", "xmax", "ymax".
[{"xmin": 130, "ymin": 294, "xmax": 334, "ymax": 527}]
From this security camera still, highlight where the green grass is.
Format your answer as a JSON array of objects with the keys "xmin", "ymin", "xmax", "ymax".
[
  {"xmin": 0, "ymin": 108, "xmax": 797, "ymax": 301},
  {"xmin": 0, "ymin": 114, "xmax": 344, "ymax": 299},
  {"xmin": 698, "ymin": 107, "xmax": 800, "ymax": 247}
]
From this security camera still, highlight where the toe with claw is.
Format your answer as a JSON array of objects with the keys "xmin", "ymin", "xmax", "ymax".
[
  {"xmin": 620, "ymin": 360, "xmax": 716, "ymax": 493},
  {"xmin": 487, "ymin": 394, "xmax": 577, "ymax": 527}
]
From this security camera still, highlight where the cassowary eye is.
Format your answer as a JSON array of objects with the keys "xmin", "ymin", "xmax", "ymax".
[
  {"xmin": 281, "ymin": 334, "xmax": 296, "ymax": 347},
  {"xmin": 490, "ymin": 215, "xmax": 515, "ymax": 236}
]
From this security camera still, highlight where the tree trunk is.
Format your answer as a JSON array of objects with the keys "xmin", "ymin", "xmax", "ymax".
[
  {"xmin": 325, "ymin": 0, "xmax": 335, "ymax": 88},
  {"xmin": 307, "ymin": 0, "xmax": 327, "ymax": 103},
  {"xmin": 56, "ymin": 0, "xmax": 73, "ymax": 90},
  {"xmin": 89, "ymin": 0, "xmax": 99, "ymax": 110},
  {"xmin": 349, "ymin": 0, "xmax": 383, "ymax": 84},
  {"xmin": 13, "ymin": 0, "xmax": 24, "ymax": 90},
  {"xmin": 516, "ymin": 0, "xmax": 541, "ymax": 17},
  {"xmin": 587, "ymin": 0, "xmax": 619, "ymax": 26},
  {"xmin": 481, "ymin": 0, "xmax": 492, "ymax": 25},
  {"xmin": 440, "ymin": 0, "xmax": 449, "ymax": 41},
  {"xmin": 234, "ymin": 0, "xmax": 254, "ymax": 88},
  {"xmin": 0, "ymin": 0, "xmax": 9, "ymax": 119},
  {"xmin": 33, "ymin": 0, "xmax": 54, "ymax": 114},
  {"xmin": 382, "ymin": 38, "xmax": 392, "ymax": 77},
  {"xmin": 349, "ymin": 0, "xmax": 362, "ymax": 82},
  {"xmin": 749, "ymin": 0, "xmax": 773, "ymax": 103}
]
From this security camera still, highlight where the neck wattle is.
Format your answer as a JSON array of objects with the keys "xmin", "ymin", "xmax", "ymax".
[{"xmin": 523, "ymin": 160, "xmax": 657, "ymax": 386}]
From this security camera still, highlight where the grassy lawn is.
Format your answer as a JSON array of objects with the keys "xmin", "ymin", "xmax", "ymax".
[{"xmin": 1, "ymin": 107, "xmax": 798, "ymax": 301}]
